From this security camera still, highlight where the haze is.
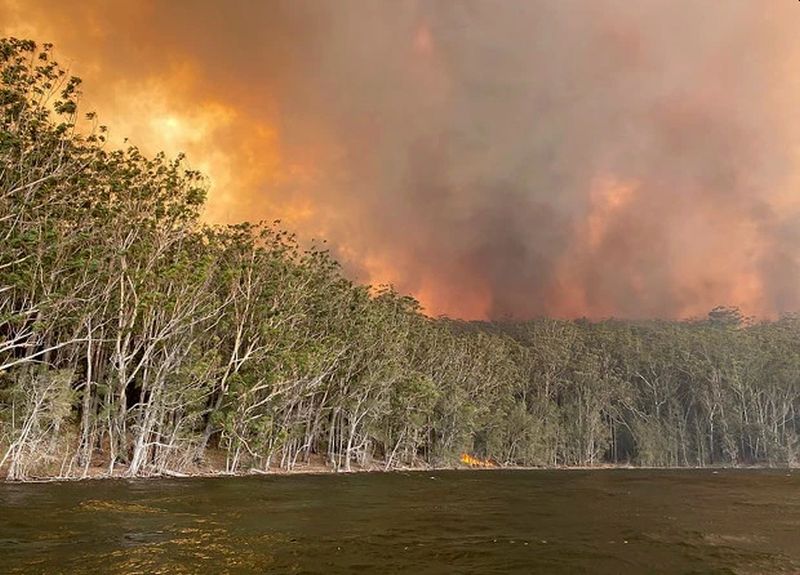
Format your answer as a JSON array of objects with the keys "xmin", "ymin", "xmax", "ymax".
[{"xmin": 3, "ymin": 0, "xmax": 799, "ymax": 320}]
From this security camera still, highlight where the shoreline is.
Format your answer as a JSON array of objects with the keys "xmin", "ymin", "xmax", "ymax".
[{"xmin": 3, "ymin": 462, "xmax": 795, "ymax": 485}]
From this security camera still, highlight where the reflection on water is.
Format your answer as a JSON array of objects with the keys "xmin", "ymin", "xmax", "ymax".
[{"xmin": 1, "ymin": 470, "xmax": 799, "ymax": 574}]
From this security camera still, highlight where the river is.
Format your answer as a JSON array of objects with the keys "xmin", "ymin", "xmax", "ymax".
[{"xmin": 1, "ymin": 469, "xmax": 798, "ymax": 574}]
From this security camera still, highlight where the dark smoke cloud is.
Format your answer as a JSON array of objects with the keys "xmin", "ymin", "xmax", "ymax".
[{"xmin": 2, "ymin": 0, "xmax": 799, "ymax": 319}]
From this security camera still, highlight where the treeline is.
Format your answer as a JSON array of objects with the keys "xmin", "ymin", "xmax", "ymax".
[{"xmin": 1, "ymin": 39, "xmax": 799, "ymax": 480}]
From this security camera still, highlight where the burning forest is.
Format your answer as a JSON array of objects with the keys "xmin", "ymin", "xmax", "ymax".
[{"xmin": 2, "ymin": 2, "xmax": 800, "ymax": 482}]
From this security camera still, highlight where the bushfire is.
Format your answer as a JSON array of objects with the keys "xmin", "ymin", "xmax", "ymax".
[{"xmin": 460, "ymin": 453, "xmax": 495, "ymax": 468}]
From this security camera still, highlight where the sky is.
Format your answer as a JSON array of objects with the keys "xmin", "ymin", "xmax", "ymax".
[{"xmin": 3, "ymin": 0, "xmax": 800, "ymax": 320}]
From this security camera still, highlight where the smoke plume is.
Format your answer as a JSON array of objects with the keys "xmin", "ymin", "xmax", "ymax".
[{"xmin": 3, "ymin": 0, "xmax": 799, "ymax": 319}]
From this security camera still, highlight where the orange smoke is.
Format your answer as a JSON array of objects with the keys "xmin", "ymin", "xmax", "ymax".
[
  {"xmin": 413, "ymin": 21, "xmax": 434, "ymax": 56},
  {"xmin": 586, "ymin": 177, "xmax": 637, "ymax": 250},
  {"xmin": 3, "ymin": 1, "xmax": 800, "ymax": 321}
]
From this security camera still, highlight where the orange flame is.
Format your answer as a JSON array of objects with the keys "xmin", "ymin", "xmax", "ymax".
[{"xmin": 460, "ymin": 453, "xmax": 495, "ymax": 467}]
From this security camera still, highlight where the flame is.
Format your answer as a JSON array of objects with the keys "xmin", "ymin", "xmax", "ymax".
[{"xmin": 460, "ymin": 453, "xmax": 495, "ymax": 467}]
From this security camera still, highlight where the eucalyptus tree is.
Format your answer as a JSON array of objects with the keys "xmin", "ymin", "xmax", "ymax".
[{"xmin": 2, "ymin": 38, "xmax": 800, "ymax": 480}]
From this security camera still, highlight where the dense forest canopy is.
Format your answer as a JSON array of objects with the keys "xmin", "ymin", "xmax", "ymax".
[{"xmin": 1, "ymin": 39, "xmax": 799, "ymax": 480}]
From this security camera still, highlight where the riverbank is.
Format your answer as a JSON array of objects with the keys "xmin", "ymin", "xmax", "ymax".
[
  {"xmin": 3, "ymin": 457, "xmax": 793, "ymax": 484},
  {"xmin": 1, "ymin": 458, "xmax": 458, "ymax": 484},
  {"xmin": 0, "ymin": 448, "xmax": 426, "ymax": 483}
]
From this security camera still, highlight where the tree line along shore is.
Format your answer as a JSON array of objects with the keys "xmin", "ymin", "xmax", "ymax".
[{"xmin": 2, "ymin": 39, "xmax": 799, "ymax": 481}]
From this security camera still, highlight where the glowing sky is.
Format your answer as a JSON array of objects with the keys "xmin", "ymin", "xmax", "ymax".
[{"xmin": 3, "ymin": 0, "xmax": 800, "ymax": 319}]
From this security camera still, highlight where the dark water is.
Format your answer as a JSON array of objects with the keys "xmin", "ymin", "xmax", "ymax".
[{"xmin": 1, "ymin": 469, "xmax": 799, "ymax": 574}]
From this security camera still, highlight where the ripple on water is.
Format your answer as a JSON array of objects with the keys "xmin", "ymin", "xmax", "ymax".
[{"xmin": 0, "ymin": 470, "xmax": 799, "ymax": 574}]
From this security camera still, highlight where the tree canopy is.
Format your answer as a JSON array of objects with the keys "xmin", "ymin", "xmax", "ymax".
[{"xmin": 1, "ymin": 39, "xmax": 799, "ymax": 480}]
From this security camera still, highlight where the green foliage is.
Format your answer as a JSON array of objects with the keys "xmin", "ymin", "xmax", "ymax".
[{"xmin": 1, "ymin": 38, "xmax": 799, "ymax": 479}]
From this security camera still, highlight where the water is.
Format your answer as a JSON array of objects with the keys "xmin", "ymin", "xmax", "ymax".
[{"xmin": 1, "ymin": 469, "xmax": 799, "ymax": 574}]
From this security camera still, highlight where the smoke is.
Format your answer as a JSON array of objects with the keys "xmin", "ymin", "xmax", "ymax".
[{"xmin": 3, "ymin": 0, "xmax": 800, "ymax": 319}]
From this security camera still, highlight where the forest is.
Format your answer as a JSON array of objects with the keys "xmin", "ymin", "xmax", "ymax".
[{"xmin": 1, "ymin": 39, "xmax": 799, "ymax": 481}]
